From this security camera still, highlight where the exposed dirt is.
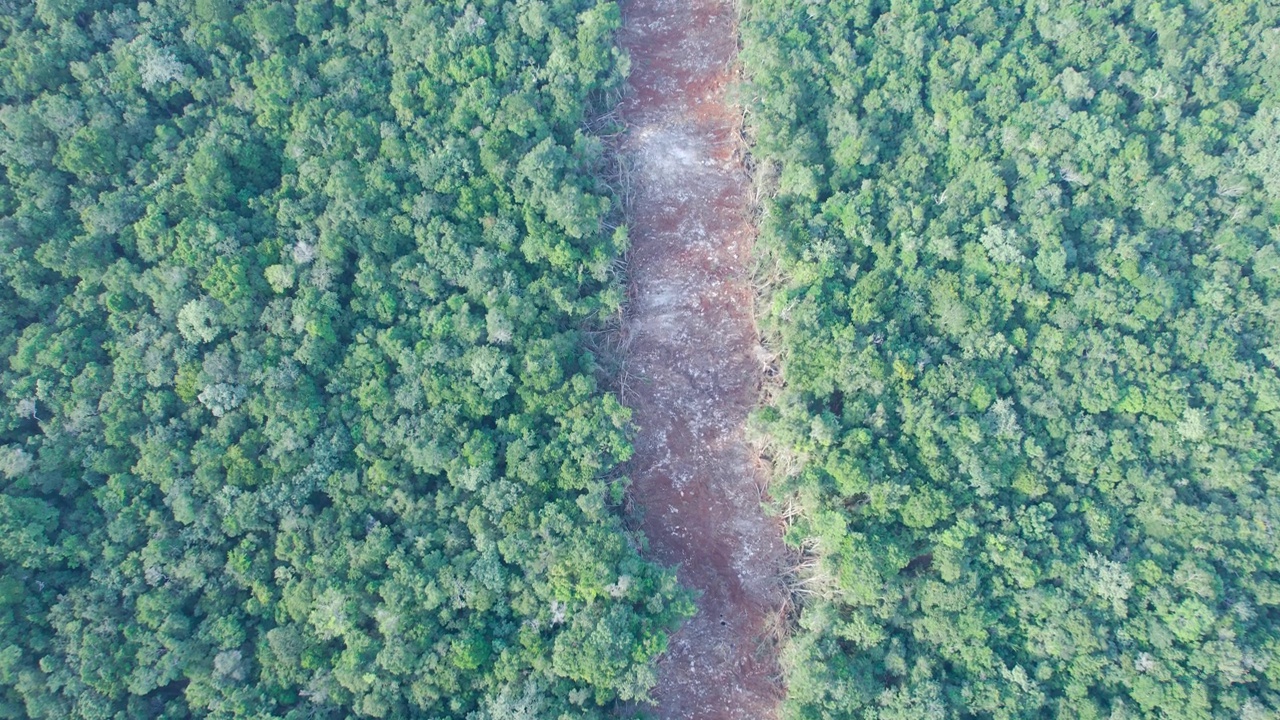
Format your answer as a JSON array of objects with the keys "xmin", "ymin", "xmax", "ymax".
[{"xmin": 613, "ymin": 0, "xmax": 789, "ymax": 717}]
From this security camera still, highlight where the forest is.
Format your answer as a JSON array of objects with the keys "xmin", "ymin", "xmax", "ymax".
[
  {"xmin": 0, "ymin": 0, "xmax": 693, "ymax": 717},
  {"xmin": 741, "ymin": 0, "xmax": 1280, "ymax": 717},
  {"xmin": 5, "ymin": 0, "xmax": 1280, "ymax": 718}
]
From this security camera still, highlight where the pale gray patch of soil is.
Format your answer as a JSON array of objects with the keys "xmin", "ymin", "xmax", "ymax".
[{"xmin": 612, "ymin": 0, "xmax": 789, "ymax": 717}]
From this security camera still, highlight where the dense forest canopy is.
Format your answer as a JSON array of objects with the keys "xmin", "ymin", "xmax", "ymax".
[
  {"xmin": 742, "ymin": 0, "xmax": 1280, "ymax": 717},
  {"xmin": 0, "ymin": 0, "xmax": 691, "ymax": 717}
]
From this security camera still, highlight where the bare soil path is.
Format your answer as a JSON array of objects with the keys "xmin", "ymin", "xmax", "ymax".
[{"xmin": 614, "ymin": 0, "xmax": 788, "ymax": 716}]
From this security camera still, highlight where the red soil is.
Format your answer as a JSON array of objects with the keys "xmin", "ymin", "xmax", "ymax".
[{"xmin": 614, "ymin": 0, "xmax": 789, "ymax": 716}]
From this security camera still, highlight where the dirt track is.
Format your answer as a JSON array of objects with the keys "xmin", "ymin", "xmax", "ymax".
[{"xmin": 614, "ymin": 0, "xmax": 788, "ymax": 716}]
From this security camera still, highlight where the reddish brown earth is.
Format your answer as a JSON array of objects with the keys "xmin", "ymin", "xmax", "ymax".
[{"xmin": 613, "ymin": 0, "xmax": 789, "ymax": 717}]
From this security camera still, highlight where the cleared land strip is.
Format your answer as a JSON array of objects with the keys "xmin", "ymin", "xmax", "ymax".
[{"xmin": 615, "ymin": 0, "xmax": 788, "ymax": 716}]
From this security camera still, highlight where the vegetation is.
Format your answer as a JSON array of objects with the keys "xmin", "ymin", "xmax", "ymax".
[
  {"xmin": 741, "ymin": 0, "xmax": 1280, "ymax": 717},
  {"xmin": 0, "ymin": 0, "xmax": 690, "ymax": 717}
]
